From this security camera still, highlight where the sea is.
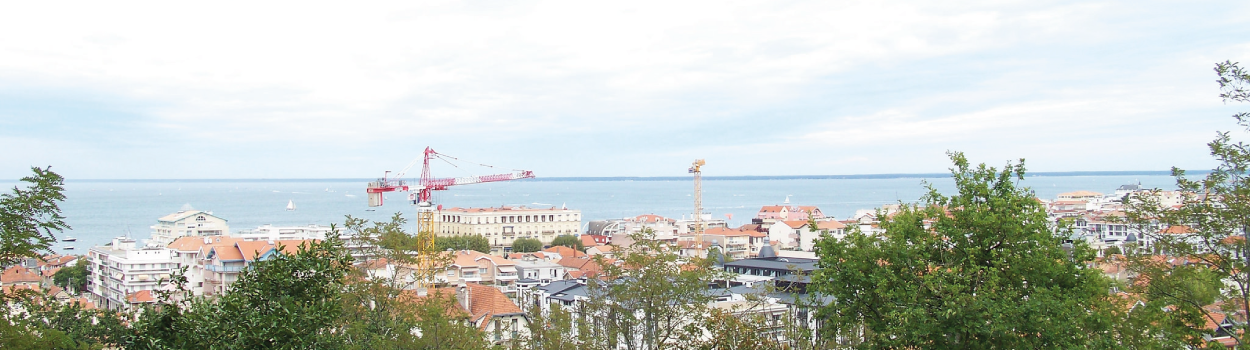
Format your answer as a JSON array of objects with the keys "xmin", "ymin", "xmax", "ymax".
[{"xmin": 0, "ymin": 172, "xmax": 1195, "ymax": 254}]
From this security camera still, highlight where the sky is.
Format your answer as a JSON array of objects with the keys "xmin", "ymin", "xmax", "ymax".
[{"xmin": 1, "ymin": 1, "xmax": 1249, "ymax": 179}]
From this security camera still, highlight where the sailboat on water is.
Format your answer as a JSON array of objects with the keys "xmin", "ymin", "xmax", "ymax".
[{"xmin": 287, "ymin": 200, "xmax": 296, "ymax": 211}]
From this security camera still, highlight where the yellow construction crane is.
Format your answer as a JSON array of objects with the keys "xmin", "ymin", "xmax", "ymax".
[{"xmin": 689, "ymin": 159, "xmax": 706, "ymax": 256}]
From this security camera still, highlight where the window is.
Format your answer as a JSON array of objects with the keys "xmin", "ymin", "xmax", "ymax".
[{"xmin": 479, "ymin": 268, "xmax": 488, "ymax": 275}]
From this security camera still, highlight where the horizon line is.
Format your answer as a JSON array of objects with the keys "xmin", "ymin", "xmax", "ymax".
[{"xmin": 54, "ymin": 170, "xmax": 1205, "ymax": 182}]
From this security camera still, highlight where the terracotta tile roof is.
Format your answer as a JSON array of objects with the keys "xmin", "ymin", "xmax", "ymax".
[
  {"xmin": 1, "ymin": 266, "xmax": 41, "ymax": 285},
  {"xmin": 236, "ymin": 240, "xmax": 313, "ymax": 262},
  {"xmin": 817, "ymin": 221, "xmax": 847, "ymax": 230},
  {"xmin": 398, "ymin": 288, "xmax": 469, "ymax": 319},
  {"xmin": 542, "ymin": 246, "xmax": 586, "ymax": 259},
  {"xmin": 782, "ymin": 220, "xmax": 809, "ymax": 229},
  {"xmin": 447, "ymin": 250, "xmax": 516, "ymax": 267},
  {"xmin": 581, "ymin": 235, "xmax": 598, "ymax": 247},
  {"xmin": 556, "ymin": 256, "xmax": 601, "ymax": 274},
  {"xmin": 759, "ymin": 206, "xmax": 786, "ymax": 213},
  {"xmin": 41, "ymin": 267, "xmax": 61, "ymax": 278},
  {"xmin": 209, "ymin": 245, "xmax": 245, "ymax": 261},
  {"xmin": 127, "ymin": 290, "xmax": 156, "ymax": 304},
  {"xmin": 462, "ymin": 283, "xmax": 523, "ymax": 328},
  {"xmin": 168, "ymin": 236, "xmax": 215, "ymax": 251},
  {"xmin": 1159, "ymin": 225, "xmax": 1196, "ymax": 235}
]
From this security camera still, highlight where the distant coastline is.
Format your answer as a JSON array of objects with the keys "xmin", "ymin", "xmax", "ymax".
[{"xmin": 61, "ymin": 170, "xmax": 1206, "ymax": 183}]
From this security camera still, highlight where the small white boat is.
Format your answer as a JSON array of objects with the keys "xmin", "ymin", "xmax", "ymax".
[
  {"xmin": 62, "ymin": 236, "xmax": 77, "ymax": 242},
  {"xmin": 287, "ymin": 200, "xmax": 296, "ymax": 211}
]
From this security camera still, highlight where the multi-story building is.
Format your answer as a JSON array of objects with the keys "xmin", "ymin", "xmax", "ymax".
[
  {"xmin": 434, "ymin": 206, "xmax": 581, "ymax": 253},
  {"xmin": 86, "ymin": 237, "xmax": 176, "ymax": 310},
  {"xmin": 149, "ymin": 208, "xmax": 229, "ymax": 247}
]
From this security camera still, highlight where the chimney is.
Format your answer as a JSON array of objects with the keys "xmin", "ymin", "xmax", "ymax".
[{"xmin": 456, "ymin": 283, "xmax": 471, "ymax": 312}]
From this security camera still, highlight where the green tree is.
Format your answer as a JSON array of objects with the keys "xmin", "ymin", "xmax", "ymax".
[
  {"xmin": 550, "ymin": 235, "xmax": 583, "ymax": 251},
  {"xmin": 436, "ymin": 234, "xmax": 491, "ymax": 253},
  {"xmin": 53, "ymin": 259, "xmax": 89, "ymax": 294},
  {"xmin": 1122, "ymin": 60, "xmax": 1250, "ymax": 348},
  {"xmin": 577, "ymin": 231, "xmax": 725, "ymax": 350},
  {"xmin": 125, "ymin": 237, "xmax": 354, "ymax": 349},
  {"xmin": 0, "ymin": 166, "xmax": 68, "ymax": 267},
  {"xmin": 511, "ymin": 238, "xmax": 542, "ymax": 253},
  {"xmin": 812, "ymin": 152, "xmax": 1121, "ymax": 349}
]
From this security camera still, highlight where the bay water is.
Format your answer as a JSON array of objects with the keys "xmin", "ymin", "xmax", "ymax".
[{"xmin": 0, "ymin": 173, "xmax": 1187, "ymax": 254}]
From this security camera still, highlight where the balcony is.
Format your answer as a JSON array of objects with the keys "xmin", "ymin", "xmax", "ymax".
[{"xmin": 205, "ymin": 265, "xmax": 245, "ymax": 273}]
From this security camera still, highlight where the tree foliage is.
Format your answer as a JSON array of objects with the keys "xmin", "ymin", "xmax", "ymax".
[
  {"xmin": 812, "ymin": 152, "xmax": 1122, "ymax": 348},
  {"xmin": 0, "ymin": 166, "xmax": 68, "ymax": 267},
  {"xmin": 511, "ymin": 238, "xmax": 543, "ymax": 253},
  {"xmin": 549, "ymin": 235, "xmax": 583, "ymax": 251},
  {"xmin": 436, "ymin": 234, "xmax": 491, "ymax": 254},
  {"xmin": 1122, "ymin": 60, "xmax": 1250, "ymax": 348},
  {"xmin": 53, "ymin": 259, "xmax": 89, "ymax": 294}
]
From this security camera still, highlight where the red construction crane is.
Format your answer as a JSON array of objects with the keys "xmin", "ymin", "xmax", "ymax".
[
  {"xmin": 365, "ymin": 146, "xmax": 535, "ymax": 292},
  {"xmin": 367, "ymin": 147, "xmax": 535, "ymax": 207}
]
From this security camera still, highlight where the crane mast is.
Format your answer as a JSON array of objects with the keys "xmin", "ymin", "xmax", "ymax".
[
  {"xmin": 366, "ymin": 147, "xmax": 535, "ymax": 292},
  {"xmin": 689, "ymin": 159, "xmax": 706, "ymax": 256}
]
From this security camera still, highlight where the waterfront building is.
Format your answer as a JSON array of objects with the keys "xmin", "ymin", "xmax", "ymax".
[
  {"xmin": 434, "ymin": 206, "xmax": 581, "ymax": 253},
  {"xmin": 684, "ymin": 226, "xmax": 768, "ymax": 259},
  {"xmin": 589, "ymin": 214, "xmax": 727, "ymax": 248},
  {"xmin": 148, "ymin": 208, "xmax": 229, "ymax": 247},
  {"xmin": 86, "ymin": 237, "xmax": 176, "ymax": 310}
]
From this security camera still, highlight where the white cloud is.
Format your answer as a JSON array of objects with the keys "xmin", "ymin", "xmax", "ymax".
[{"xmin": 0, "ymin": 0, "xmax": 1248, "ymax": 178}]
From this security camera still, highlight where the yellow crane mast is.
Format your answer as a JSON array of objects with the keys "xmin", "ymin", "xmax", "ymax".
[{"xmin": 689, "ymin": 159, "xmax": 706, "ymax": 256}]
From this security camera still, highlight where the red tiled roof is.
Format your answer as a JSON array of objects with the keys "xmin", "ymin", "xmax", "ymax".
[
  {"xmin": 782, "ymin": 220, "xmax": 808, "ymax": 229},
  {"xmin": 127, "ymin": 290, "xmax": 156, "ymax": 304},
  {"xmin": 543, "ymin": 246, "xmax": 586, "ymax": 259},
  {"xmin": 462, "ymin": 283, "xmax": 523, "ymax": 329},
  {"xmin": 817, "ymin": 221, "xmax": 847, "ymax": 230},
  {"xmin": 580, "ymin": 235, "xmax": 598, "ymax": 247},
  {"xmin": 1, "ymin": 266, "xmax": 41, "ymax": 285}
]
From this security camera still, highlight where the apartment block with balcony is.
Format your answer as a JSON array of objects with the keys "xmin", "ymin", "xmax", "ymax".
[{"xmin": 86, "ymin": 237, "xmax": 176, "ymax": 310}]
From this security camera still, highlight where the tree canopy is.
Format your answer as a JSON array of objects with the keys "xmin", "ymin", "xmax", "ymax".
[
  {"xmin": 812, "ymin": 152, "xmax": 1121, "ymax": 348},
  {"xmin": 511, "ymin": 238, "xmax": 542, "ymax": 253},
  {"xmin": 435, "ymin": 234, "xmax": 491, "ymax": 253},
  {"xmin": 549, "ymin": 235, "xmax": 583, "ymax": 251},
  {"xmin": 0, "ymin": 166, "xmax": 67, "ymax": 267}
]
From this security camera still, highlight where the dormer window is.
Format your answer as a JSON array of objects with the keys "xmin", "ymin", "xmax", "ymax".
[{"xmin": 196, "ymin": 216, "xmax": 206, "ymax": 222}]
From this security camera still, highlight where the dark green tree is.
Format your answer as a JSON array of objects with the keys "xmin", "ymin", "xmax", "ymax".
[
  {"xmin": 812, "ymin": 152, "xmax": 1121, "ymax": 349},
  {"xmin": 125, "ymin": 237, "xmax": 354, "ymax": 349},
  {"xmin": 511, "ymin": 238, "xmax": 542, "ymax": 253},
  {"xmin": 0, "ymin": 166, "xmax": 68, "ymax": 267},
  {"xmin": 435, "ymin": 234, "xmax": 491, "ymax": 253},
  {"xmin": 549, "ymin": 235, "xmax": 583, "ymax": 251},
  {"xmin": 52, "ymin": 259, "xmax": 89, "ymax": 294}
]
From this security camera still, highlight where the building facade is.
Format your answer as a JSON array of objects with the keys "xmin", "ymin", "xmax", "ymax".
[
  {"xmin": 434, "ymin": 206, "xmax": 581, "ymax": 253},
  {"xmin": 149, "ymin": 209, "xmax": 229, "ymax": 247}
]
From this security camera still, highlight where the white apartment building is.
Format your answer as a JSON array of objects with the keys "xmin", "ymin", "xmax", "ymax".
[
  {"xmin": 87, "ymin": 237, "xmax": 176, "ymax": 310},
  {"xmin": 149, "ymin": 208, "xmax": 229, "ymax": 247},
  {"xmin": 435, "ymin": 206, "xmax": 581, "ymax": 253}
]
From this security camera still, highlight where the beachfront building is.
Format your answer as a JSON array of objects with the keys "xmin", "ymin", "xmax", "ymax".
[
  {"xmin": 434, "ymin": 206, "xmax": 582, "ymax": 253},
  {"xmin": 148, "ymin": 207, "xmax": 229, "ymax": 247},
  {"xmin": 86, "ymin": 237, "xmax": 177, "ymax": 310}
]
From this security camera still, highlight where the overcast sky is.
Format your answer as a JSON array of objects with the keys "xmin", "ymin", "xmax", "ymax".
[{"xmin": 1, "ymin": 1, "xmax": 1248, "ymax": 179}]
